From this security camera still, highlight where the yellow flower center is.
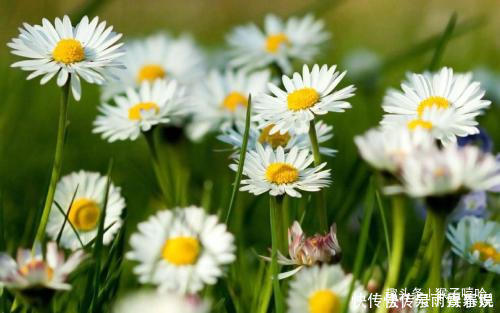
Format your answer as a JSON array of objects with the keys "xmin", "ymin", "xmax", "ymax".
[
  {"xmin": 407, "ymin": 119, "xmax": 433, "ymax": 130},
  {"xmin": 128, "ymin": 102, "xmax": 160, "ymax": 120},
  {"xmin": 265, "ymin": 162, "xmax": 299, "ymax": 184},
  {"xmin": 52, "ymin": 39, "xmax": 85, "ymax": 64},
  {"xmin": 68, "ymin": 198, "xmax": 100, "ymax": 231},
  {"xmin": 265, "ymin": 33, "xmax": 290, "ymax": 53},
  {"xmin": 287, "ymin": 88, "xmax": 320, "ymax": 111},
  {"xmin": 162, "ymin": 236, "xmax": 200, "ymax": 266},
  {"xmin": 19, "ymin": 260, "xmax": 54, "ymax": 281},
  {"xmin": 471, "ymin": 242, "xmax": 500, "ymax": 263},
  {"xmin": 222, "ymin": 92, "xmax": 248, "ymax": 112},
  {"xmin": 417, "ymin": 96, "xmax": 450, "ymax": 117},
  {"xmin": 258, "ymin": 125, "xmax": 291, "ymax": 149},
  {"xmin": 137, "ymin": 64, "xmax": 166, "ymax": 83},
  {"xmin": 309, "ymin": 289, "xmax": 341, "ymax": 313}
]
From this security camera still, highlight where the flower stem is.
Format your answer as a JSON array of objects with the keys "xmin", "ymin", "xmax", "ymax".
[
  {"xmin": 308, "ymin": 119, "xmax": 327, "ymax": 231},
  {"xmin": 33, "ymin": 81, "xmax": 70, "ymax": 249},
  {"xmin": 404, "ymin": 215, "xmax": 433, "ymax": 286},
  {"xmin": 270, "ymin": 196, "xmax": 284, "ymax": 313},
  {"xmin": 428, "ymin": 208, "xmax": 446, "ymax": 313},
  {"xmin": 376, "ymin": 196, "xmax": 405, "ymax": 313},
  {"xmin": 144, "ymin": 129, "xmax": 173, "ymax": 208}
]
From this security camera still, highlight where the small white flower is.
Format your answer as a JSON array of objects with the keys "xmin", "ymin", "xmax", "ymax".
[
  {"xmin": 126, "ymin": 206, "xmax": 235, "ymax": 294},
  {"xmin": 227, "ymin": 14, "xmax": 329, "ymax": 74},
  {"xmin": 381, "ymin": 67, "xmax": 491, "ymax": 145},
  {"xmin": 113, "ymin": 291, "xmax": 210, "ymax": 313},
  {"xmin": 255, "ymin": 64, "xmax": 355, "ymax": 135},
  {"xmin": 93, "ymin": 79, "xmax": 187, "ymax": 142},
  {"xmin": 233, "ymin": 144, "xmax": 331, "ymax": 198},
  {"xmin": 8, "ymin": 15, "xmax": 124, "ymax": 101},
  {"xmin": 101, "ymin": 33, "xmax": 205, "ymax": 100},
  {"xmin": 447, "ymin": 216, "xmax": 500, "ymax": 274},
  {"xmin": 187, "ymin": 69, "xmax": 270, "ymax": 141},
  {"xmin": 287, "ymin": 265, "xmax": 367, "ymax": 313},
  {"xmin": 45, "ymin": 170, "xmax": 125, "ymax": 250},
  {"xmin": 0, "ymin": 242, "xmax": 85, "ymax": 291}
]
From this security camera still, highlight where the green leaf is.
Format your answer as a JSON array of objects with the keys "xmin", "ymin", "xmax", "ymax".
[
  {"xmin": 55, "ymin": 185, "xmax": 80, "ymax": 247},
  {"xmin": 376, "ymin": 190, "xmax": 391, "ymax": 260},
  {"xmin": 428, "ymin": 12, "xmax": 458, "ymax": 71}
]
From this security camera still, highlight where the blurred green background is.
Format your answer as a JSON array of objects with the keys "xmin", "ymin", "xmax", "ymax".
[{"xmin": 0, "ymin": 0, "xmax": 499, "ymax": 297}]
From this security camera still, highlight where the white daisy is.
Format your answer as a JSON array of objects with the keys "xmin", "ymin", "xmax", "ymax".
[
  {"xmin": 126, "ymin": 206, "xmax": 235, "ymax": 294},
  {"xmin": 381, "ymin": 67, "xmax": 491, "ymax": 145},
  {"xmin": 0, "ymin": 242, "xmax": 85, "ymax": 291},
  {"xmin": 93, "ymin": 79, "xmax": 187, "ymax": 142},
  {"xmin": 255, "ymin": 64, "xmax": 355, "ymax": 135},
  {"xmin": 287, "ymin": 265, "xmax": 367, "ymax": 313},
  {"xmin": 101, "ymin": 33, "xmax": 205, "ymax": 100},
  {"xmin": 447, "ymin": 216, "xmax": 500, "ymax": 274},
  {"xmin": 227, "ymin": 14, "xmax": 329, "ymax": 74},
  {"xmin": 187, "ymin": 68, "xmax": 270, "ymax": 141},
  {"xmin": 8, "ymin": 15, "xmax": 124, "ymax": 101},
  {"xmin": 113, "ymin": 291, "xmax": 210, "ymax": 313},
  {"xmin": 218, "ymin": 119, "xmax": 336, "ymax": 156},
  {"xmin": 233, "ymin": 144, "xmax": 331, "ymax": 198},
  {"xmin": 45, "ymin": 170, "xmax": 125, "ymax": 250}
]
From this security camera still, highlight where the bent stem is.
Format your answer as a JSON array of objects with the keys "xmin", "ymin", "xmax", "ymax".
[
  {"xmin": 428, "ymin": 209, "xmax": 446, "ymax": 313},
  {"xmin": 33, "ymin": 81, "xmax": 70, "ymax": 250},
  {"xmin": 144, "ymin": 129, "xmax": 173, "ymax": 208},
  {"xmin": 376, "ymin": 195, "xmax": 405, "ymax": 313},
  {"xmin": 404, "ymin": 215, "xmax": 433, "ymax": 286},
  {"xmin": 308, "ymin": 119, "xmax": 327, "ymax": 231},
  {"xmin": 269, "ymin": 196, "xmax": 284, "ymax": 313}
]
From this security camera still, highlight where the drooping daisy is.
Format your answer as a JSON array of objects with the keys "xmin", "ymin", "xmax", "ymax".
[
  {"xmin": 187, "ymin": 69, "xmax": 270, "ymax": 141},
  {"xmin": 254, "ymin": 64, "xmax": 355, "ymax": 135},
  {"xmin": 45, "ymin": 170, "xmax": 125, "ymax": 250},
  {"xmin": 101, "ymin": 33, "xmax": 205, "ymax": 100},
  {"xmin": 8, "ymin": 15, "xmax": 124, "ymax": 101},
  {"xmin": 126, "ymin": 206, "xmax": 235, "ymax": 294},
  {"xmin": 447, "ymin": 216, "xmax": 500, "ymax": 274},
  {"xmin": 93, "ymin": 79, "xmax": 187, "ymax": 142},
  {"xmin": 287, "ymin": 265, "xmax": 367, "ymax": 313},
  {"xmin": 232, "ymin": 144, "xmax": 331, "ymax": 198},
  {"xmin": 113, "ymin": 291, "xmax": 210, "ymax": 313},
  {"xmin": 227, "ymin": 14, "xmax": 329, "ymax": 74},
  {"xmin": 381, "ymin": 67, "xmax": 491, "ymax": 145},
  {"xmin": 218, "ymin": 119, "xmax": 336, "ymax": 156},
  {"xmin": 0, "ymin": 242, "xmax": 86, "ymax": 291}
]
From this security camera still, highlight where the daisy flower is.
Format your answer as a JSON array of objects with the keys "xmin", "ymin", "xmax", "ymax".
[
  {"xmin": 254, "ymin": 64, "xmax": 355, "ymax": 135},
  {"xmin": 227, "ymin": 14, "xmax": 329, "ymax": 74},
  {"xmin": 113, "ymin": 291, "xmax": 210, "ymax": 313},
  {"xmin": 8, "ymin": 15, "xmax": 124, "ymax": 101},
  {"xmin": 45, "ymin": 170, "xmax": 125, "ymax": 250},
  {"xmin": 101, "ymin": 33, "xmax": 205, "ymax": 100},
  {"xmin": 287, "ymin": 265, "xmax": 367, "ymax": 313},
  {"xmin": 0, "ymin": 242, "xmax": 86, "ymax": 291},
  {"xmin": 447, "ymin": 216, "xmax": 500, "ymax": 273},
  {"xmin": 218, "ymin": 119, "xmax": 336, "ymax": 156},
  {"xmin": 93, "ymin": 79, "xmax": 187, "ymax": 142},
  {"xmin": 187, "ymin": 69, "xmax": 270, "ymax": 141},
  {"xmin": 232, "ymin": 144, "xmax": 331, "ymax": 198},
  {"xmin": 126, "ymin": 206, "xmax": 235, "ymax": 294},
  {"xmin": 381, "ymin": 67, "xmax": 491, "ymax": 145}
]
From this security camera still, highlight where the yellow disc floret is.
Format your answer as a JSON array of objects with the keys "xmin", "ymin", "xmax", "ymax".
[
  {"xmin": 265, "ymin": 33, "xmax": 290, "ymax": 53},
  {"xmin": 265, "ymin": 162, "xmax": 299, "ymax": 184},
  {"xmin": 162, "ymin": 236, "xmax": 201, "ymax": 266},
  {"xmin": 287, "ymin": 88, "xmax": 320, "ymax": 111},
  {"xmin": 19, "ymin": 260, "xmax": 54, "ymax": 281},
  {"xmin": 471, "ymin": 242, "xmax": 500, "ymax": 263},
  {"xmin": 309, "ymin": 289, "xmax": 341, "ymax": 313},
  {"xmin": 128, "ymin": 102, "xmax": 160, "ymax": 120},
  {"xmin": 52, "ymin": 39, "xmax": 85, "ymax": 64},
  {"xmin": 258, "ymin": 125, "xmax": 291, "ymax": 149},
  {"xmin": 407, "ymin": 119, "xmax": 433, "ymax": 131},
  {"xmin": 137, "ymin": 64, "xmax": 166, "ymax": 83},
  {"xmin": 222, "ymin": 92, "xmax": 248, "ymax": 111},
  {"xmin": 68, "ymin": 198, "xmax": 100, "ymax": 231},
  {"xmin": 417, "ymin": 96, "xmax": 450, "ymax": 117}
]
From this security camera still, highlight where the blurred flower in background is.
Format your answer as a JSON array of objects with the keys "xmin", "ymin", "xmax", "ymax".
[{"xmin": 113, "ymin": 291, "xmax": 210, "ymax": 313}]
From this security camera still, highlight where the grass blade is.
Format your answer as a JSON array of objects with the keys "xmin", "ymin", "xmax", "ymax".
[
  {"xmin": 54, "ymin": 200, "xmax": 85, "ymax": 249},
  {"xmin": 375, "ymin": 190, "xmax": 391, "ymax": 260},
  {"xmin": 55, "ymin": 185, "xmax": 79, "ymax": 246},
  {"xmin": 428, "ymin": 12, "xmax": 458, "ymax": 71}
]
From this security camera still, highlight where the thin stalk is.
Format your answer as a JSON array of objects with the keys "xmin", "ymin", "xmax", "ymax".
[
  {"xmin": 375, "ymin": 190, "xmax": 391, "ymax": 260},
  {"xmin": 428, "ymin": 12, "xmax": 457, "ymax": 71},
  {"xmin": 427, "ymin": 210, "xmax": 446, "ymax": 303},
  {"xmin": 269, "ymin": 196, "xmax": 284, "ymax": 313},
  {"xmin": 144, "ymin": 129, "xmax": 173, "ymax": 207},
  {"xmin": 308, "ymin": 119, "xmax": 327, "ymax": 231},
  {"xmin": 404, "ymin": 216, "xmax": 433, "ymax": 286},
  {"xmin": 33, "ymin": 81, "xmax": 70, "ymax": 250},
  {"xmin": 376, "ymin": 196, "xmax": 405, "ymax": 313}
]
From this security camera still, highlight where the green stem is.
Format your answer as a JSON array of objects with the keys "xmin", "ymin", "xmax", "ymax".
[
  {"xmin": 144, "ymin": 129, "xmax": 173, "ymax": 208},
  {"xmin": 33, "ymin": 81, "xmax": 70, "ymax": 249},
  {"xmin": 427, "ymin": 209, "xmax": 446, "ymax": 313},
  {"xmin": 308, "ymin": 119, "xmax": 327, "ymax": 231},
  {"xmin": 270, "ymin": 196, "xmax": 284, "ymax": 313},
  {"xmin": 404, "ymin": 215, "xmax": 433, "ymax": 286},
  {"xmin": 376, "ymin": 196, "xmax": 405, "ymax": 313}
]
